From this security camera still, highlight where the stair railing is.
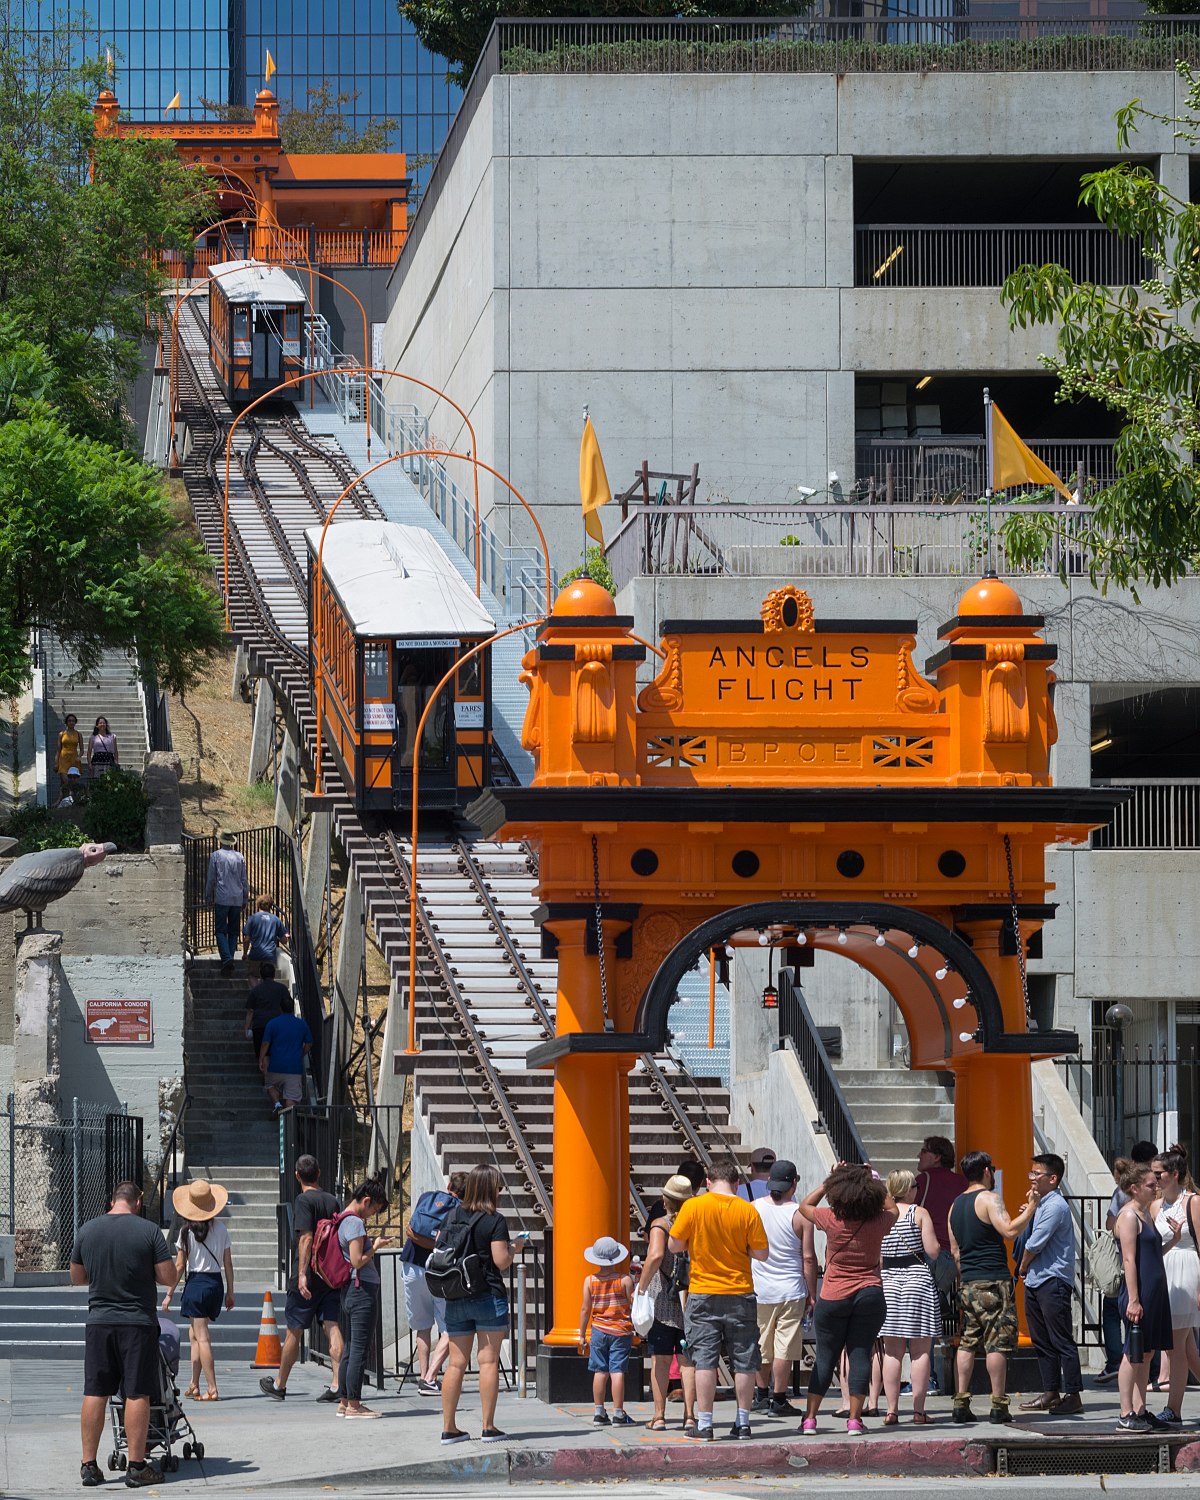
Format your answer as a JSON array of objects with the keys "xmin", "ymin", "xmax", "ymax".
[
  {"xmin": 777, "ymin": 969, "xmax": 868, "ymax": 1166},
  {"xmin": 153, "ymin": 1085, "xmax": 191, "ymax": 1227}
]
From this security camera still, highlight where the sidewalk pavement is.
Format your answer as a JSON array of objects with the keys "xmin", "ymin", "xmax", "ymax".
[{"xmin": 3, "ymin": 1355, "xmax": 1198, "ymax": 1494}]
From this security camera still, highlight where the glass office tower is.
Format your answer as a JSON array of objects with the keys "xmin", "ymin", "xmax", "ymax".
[{"xmin": 18, "ymin": 0, "xmax": 460, "ymax": 172}]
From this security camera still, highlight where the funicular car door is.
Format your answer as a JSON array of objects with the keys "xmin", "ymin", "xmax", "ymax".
[
  {"xmin": 251, "ymin": 304, "xmax": 285, "ymax": 385},
  {"xmin": 393, "ymin": 643, "xmax": 456, "ymax": 802}
]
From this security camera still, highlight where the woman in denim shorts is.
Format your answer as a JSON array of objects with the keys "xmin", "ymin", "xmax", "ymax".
[{"xmin": 440, "ymin": 1164, "xmax": 528, "ymax": 1446}]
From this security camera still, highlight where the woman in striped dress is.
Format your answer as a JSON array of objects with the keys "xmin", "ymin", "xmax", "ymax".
[{"xmin": 879, "ymin": 1169, "xmax": 942, "ymax": 1424}]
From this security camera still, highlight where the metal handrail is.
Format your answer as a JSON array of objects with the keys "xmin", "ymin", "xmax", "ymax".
[
  {"xmin": 455, "ymin": 840, "xmax": 555, "ymax": 1037},
  {"xmin": 154, "ymin": 1089, "xmax": 191, "ymax": 1227},
  {"xmin": 382, "ymin": 830, "xmax": 554, "ymax": 1224},
  {"xmin": 777, "ymin": 970, "xmax": 868, "ymax": 1165}
]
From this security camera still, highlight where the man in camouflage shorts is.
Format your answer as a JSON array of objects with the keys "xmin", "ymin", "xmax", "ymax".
[{"xmin": 948, "ymin": 1151, "xmax": 1039, "ymax": 1425}]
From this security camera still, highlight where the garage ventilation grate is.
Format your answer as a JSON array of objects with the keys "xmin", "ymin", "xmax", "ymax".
[{"xmin": 995, "ymin": 1443, "xmax": 1170, "ymax": 1477}]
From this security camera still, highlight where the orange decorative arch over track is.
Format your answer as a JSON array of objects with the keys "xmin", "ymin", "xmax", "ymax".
[{"xmin": 466, "ymin": 573, "xmax": 1124, "ymax": 1396}]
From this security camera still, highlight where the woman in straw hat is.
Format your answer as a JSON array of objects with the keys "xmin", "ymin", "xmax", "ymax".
[
  {"xmin": 637, "ymin": 1174, "xmax": 698, "ymax": 1433},
  {"xmin": 163, "ymin": 1180, "xmax": 235, "ymax": 1401}
]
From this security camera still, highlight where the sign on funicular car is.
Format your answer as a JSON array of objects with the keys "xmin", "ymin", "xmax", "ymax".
[{"xmin": 86, "ymin": 998, "xmax": 153, "ymax": 1046}]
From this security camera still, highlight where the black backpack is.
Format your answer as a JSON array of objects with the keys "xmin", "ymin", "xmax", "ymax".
[{"xmin": 424, "ymin": 1207, "xmax": 490, "ymax": 1301}]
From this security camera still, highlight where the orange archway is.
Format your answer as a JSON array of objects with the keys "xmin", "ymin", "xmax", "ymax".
[{"xmin": 466, "ymin": 572, "xmax": 1123, "ymax": 1397}]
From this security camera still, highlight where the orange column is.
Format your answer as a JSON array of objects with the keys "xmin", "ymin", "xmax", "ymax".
[{"xmin": 544, "ymin": 919, "xmax": 631, "ymax": 1346}]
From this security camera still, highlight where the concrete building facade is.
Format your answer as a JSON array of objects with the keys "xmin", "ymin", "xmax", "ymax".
[{"xmin": 382, "ymin": 62, "xmax": 1189, "ymax": 573}]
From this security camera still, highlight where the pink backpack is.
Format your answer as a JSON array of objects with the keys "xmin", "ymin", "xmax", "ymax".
[{"xmin": 311, "ymin": 1208, "xmax": 356, "ymax": 1289}]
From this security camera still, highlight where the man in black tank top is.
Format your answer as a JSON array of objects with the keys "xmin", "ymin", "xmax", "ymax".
[{"xmin": 947, "ymin": 1150, "xmax": 1040, "ymax": 1426}]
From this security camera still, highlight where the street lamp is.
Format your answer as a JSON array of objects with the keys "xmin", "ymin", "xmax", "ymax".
[{"xmin": 1105, "ymin": 1002, "xmax": 1134, "ymax": 1157}]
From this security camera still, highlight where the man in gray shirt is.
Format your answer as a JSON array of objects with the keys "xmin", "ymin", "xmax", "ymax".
[
  {"xmin": 71, "ymin": 1182, "xmax": 177, "ymax": 1487},
  {"xmin": 205, "ymin": 830, "xmax": 249, "ymax": 973}
]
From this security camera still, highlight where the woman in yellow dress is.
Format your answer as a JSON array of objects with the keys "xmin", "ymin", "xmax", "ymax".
[{"xmin": 54, "ymin": 713, "xmax": 83, "ymax": 796}]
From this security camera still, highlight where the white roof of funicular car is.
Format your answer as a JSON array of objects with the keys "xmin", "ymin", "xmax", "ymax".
[
  {"xmin": 208, "ymin": 259, "xmax": 307, "ymax": 305},
  {"xmin": 305, "ymin": 521, "xmax": 497, "ymax": 639}
]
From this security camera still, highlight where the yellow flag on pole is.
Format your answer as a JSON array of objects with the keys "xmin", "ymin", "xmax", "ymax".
[
  {"xmin": 988, "ymin": 399, "xmax": 1072, "ymax": 502},
  {"xmin": 105, "ymin": 46, "xmax": 114, "ymax": 80},
  {"xmin": 264, "ymin": 49, "xmax": 277, "ymax": 82},
  {"xmin": 165, "ymin": 91, "xmax": 181, "ymax": 111},
  {"xmin": 579, "ymin": 414, "xmax": 611, "ymax": 546}
]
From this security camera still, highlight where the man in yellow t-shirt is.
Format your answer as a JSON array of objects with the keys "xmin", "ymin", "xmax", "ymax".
[{"xmin": 669, "ymin": 1155, "xmax": 769, "ymax": 1441}]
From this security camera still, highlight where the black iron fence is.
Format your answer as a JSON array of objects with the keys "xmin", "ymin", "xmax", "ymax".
[
  {"xmin": 855, "ymin": 223, "xmax": 1152, "ymax": 289},
  {"xmin": 1056, "ymin": 1041, "xmax": 1200, "ymax": 1169},
  {"xmin": 776, "ymin": 970, "xmax": 867, "ymax": 1165},
  {"xmin": 0, "ymin": 1096, "xmax": 143, "ymax": 1270},
  {"xmin": 182, "ymin": 826, "xmax": 294, "ymax": 957}
]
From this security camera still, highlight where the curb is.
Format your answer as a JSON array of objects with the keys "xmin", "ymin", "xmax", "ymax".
[{"xmin": 254, "ymin": 1436, "xmax": 994, "ymax": 1488}]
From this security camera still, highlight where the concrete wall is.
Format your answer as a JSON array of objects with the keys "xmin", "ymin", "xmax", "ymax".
[{"xmin": 383, "ymin": 66, "xmax": 1190, "ymax": 574}]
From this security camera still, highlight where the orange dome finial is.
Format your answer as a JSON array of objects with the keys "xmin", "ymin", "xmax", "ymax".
[
  {"xmin": 957, "ymin": 574, "xmax": 1024, "ymax": 618},
  {"xmin": 552, "ymin": 578, "xmax": 616, "ymax": 618}
]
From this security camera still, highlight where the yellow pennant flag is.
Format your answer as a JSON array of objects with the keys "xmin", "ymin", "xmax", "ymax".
[
  {"xmin": 105, "ymin": 46, "xmax": 114, "ymax": 80},
  {"xmin": 165, "ymin": 91, "xmax": 181, "ymax": 111},
  {"xmin": 989, "ymin": 400, "xmax": 1072, "ymax": 503},
  {"xmin": 579, "ymin": 414, "xmax": 611, "ymax": 546},
  {"xmin": 264, "ymin": 49, "xmax": 277, "ymax": 82}
]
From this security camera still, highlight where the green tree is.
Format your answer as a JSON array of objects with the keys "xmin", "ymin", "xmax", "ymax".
[
  {"xmin": 0, "ymin": 334, "xmax": 224, "ymax": 697},
  {"xmin": 201, "ymin": 82, "xmax": 397, "ymax": 154},
  {"xmin": 1002, "ymin": 65, "xmax": 1200, "ymax": 591},
  {"xmin": 398, "ymin": 0, "xmax": 815, "ymax": 88},
  {"xmin": 0, "ymin": 16, "xmax": 213, "ymax": 446}
]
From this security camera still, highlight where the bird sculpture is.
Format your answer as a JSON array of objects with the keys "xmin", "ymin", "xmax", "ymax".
[{"xmin": 0, "ymin": 842, "xmax": 117, "ymax": 931}]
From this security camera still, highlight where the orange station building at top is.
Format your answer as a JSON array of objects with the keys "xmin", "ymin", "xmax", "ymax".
[{"xmin": 93, "ymin": 88, "xmax": 408, "ymax": 268}]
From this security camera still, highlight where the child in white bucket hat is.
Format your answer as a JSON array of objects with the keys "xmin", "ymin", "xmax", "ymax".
[{"xmin": 579, "ymin": 1236, "xmax": 635, "ymax": 1427}]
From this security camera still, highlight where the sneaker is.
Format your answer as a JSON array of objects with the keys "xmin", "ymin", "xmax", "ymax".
[
  {"xmin": 124, "ymin": 1463, "xmax": 161, "ymax": 1489},
  {"xmin": 1157, "ymin": 1406, "xmax": 1183, "ymax": 1427},
  {"xmin": 315, "ymin": 1387, "xmax": 340, "ymax": 1403},
  {"xmin": 612, "ymin": 1411, "xmax": 637, "ymax": 1427},
  {"xmin": 801, "ymin": 1417, "xmax": 818, "ymax": 1436},
  {"xmin": 1140, "ymin": 1409, "xmax": 1171, "ymax": 1431},
  {"xmin": 80, "ymin": 1460, "xmax": 105, "ymax": 1487},
  {"xmin": 728, "ymin": 1421, "xmax": 752, "ymax": 1439},
  {"xmin": 689, "ymin": 1424, "xmax": 714, "ymax": 1441},
  {"xmin": 417, "ymin": 1378, "xmax": 442, "ymax": 1396},
  {"xmin": 1094, "ymin": 1367, "xmax": 1120, "ymax": 1386},
  {"xmin": 846, "ymin": 1418, "xmax": 867, "ymax": 1436},
  {"xmin": 952, "ymin": 1403, "xmax": 976, "ymax": 1425},
  {"xmin": 441, "ymin": 1429, "xmax": 471, "ymax": 1445},
  {"xmin": 989, "ymin": 1403, "xmax": 1013, "ymax": 1426},
  {"xmin": 593, "ymin": 1410, "xmax": 611, "ymax": 1426},
  {"xmin": 259, "ymin": 1376, "xmax": 286, "ymax": 1401},
  {"xmin": 480, "ymin": 1428, "xmax": 507, "ymax": 1443},
  {"xmin": 769, "ymin": 1396, "xmax": 801, "ymax": 1417},
  {"xmin": 752, "ymin": 1387, "xmax": 771, "ymax": 1412},
  {"xmin": 1116, "ymin": 1412, "xmax": 1150, "ymax": 1432},
  {"xmin": 682, "ymin": 1421, "xmax": 700, "ymax": 1439}
]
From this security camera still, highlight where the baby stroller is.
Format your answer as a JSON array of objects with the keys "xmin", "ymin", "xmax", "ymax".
[{"xmin": 107, "ymin": 1317, "xmax": 205, "ymax": 1473}]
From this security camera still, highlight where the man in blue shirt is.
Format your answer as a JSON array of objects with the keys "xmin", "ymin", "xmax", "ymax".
[
  {"xmin": 258, "ymin": 997, "xmax": 313, "ymax": 1114},
  {"xmin": 1018, "ymin": 1152, "xmax": 1083, "ymax": 1415}
]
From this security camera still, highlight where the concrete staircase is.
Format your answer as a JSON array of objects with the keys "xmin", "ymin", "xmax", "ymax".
[
  {"xmin": 181, "ymin": 959, "xmax": 284, "ymax": 1348},
  {"xmin": 41, "ymin": 636, "xmax": 148, "ymax": 792},
  {"xmin": 836, "ymin": 1067, "xmax": 957, "ymax": 1180},
  {"xmin": 0, "ymin": 1283, "xmax": 89, "ymax": 1360}
]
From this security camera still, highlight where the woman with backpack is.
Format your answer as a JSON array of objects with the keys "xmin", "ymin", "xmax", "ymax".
[
  {"xmin": 432, "ymin": 1163, "xmax": 528, "ymax": 1445},
  {"xmin": 328, "ymin": 1177, "xmax": 391, "ymax": 1419},
  {"xmin": 401, "ymin": 1171, "xmax": 466, "ymax": 1394},
  {"xmin": 162, "ymin": 1180, "xmax": 235, "ymax": 1401}
]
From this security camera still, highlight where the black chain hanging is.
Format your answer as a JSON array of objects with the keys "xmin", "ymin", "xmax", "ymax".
[
  {"xmin": 1003, "ymin": 832, "xmax": 1034, "ymax": 1029},
  {"xmin": 590, "ymin": 834, "xmax": 614, "ymax": 1033}
]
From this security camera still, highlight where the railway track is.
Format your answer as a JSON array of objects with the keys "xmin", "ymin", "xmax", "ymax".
[{"xmin": 168, "ymin": 290, "xmax": 743, "ymax": 1259}]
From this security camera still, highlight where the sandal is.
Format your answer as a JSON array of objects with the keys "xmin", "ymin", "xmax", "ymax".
[
  {"xmin": 647, "ymin": 1417, "xmax": 667, "ymax": 1431},
  {"xmin": 196, "ymin": 1389, "xmax": 220, "ymax": 1401},
  {"xmin": 913, "ymin": 1411, "xmax": 931, "ymax": 1424},
  {"xmin": 183, "ymin": 1384, "xmax": 200, "ymax": 1399},
  {"xmin": 884, "ymin": 1411, "xmax": 899, "ymax": 1426}
]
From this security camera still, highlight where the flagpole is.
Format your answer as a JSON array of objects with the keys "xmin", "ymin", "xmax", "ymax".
[
  {"xmin": 581, "ymin": 405, "xmax": 589, "ymax": 560},
  {"xmin": 983, "ymin": 385, "xmax": 996, "ymax": 576}
]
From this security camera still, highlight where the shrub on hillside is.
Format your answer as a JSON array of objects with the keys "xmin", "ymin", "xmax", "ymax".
[{"xmin": 79, "ymin": 768, "xmax": 150, "ymax": 851}]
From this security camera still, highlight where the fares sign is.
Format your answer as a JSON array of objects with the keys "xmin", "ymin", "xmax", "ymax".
[{"xmin": 86, "ymin": 999, "xmax": 153, "ymax": 1046}]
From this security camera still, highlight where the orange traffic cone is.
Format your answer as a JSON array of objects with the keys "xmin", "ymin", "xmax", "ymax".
[{"xmin": 250, "ymin": 1290, "xmax": 283, "ymax": 1368}]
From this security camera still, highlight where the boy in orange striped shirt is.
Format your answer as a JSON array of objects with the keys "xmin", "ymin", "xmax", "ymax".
[{"xmin": 579, "ymin": 1237, "xmax": 636, "ymax": 1426}]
